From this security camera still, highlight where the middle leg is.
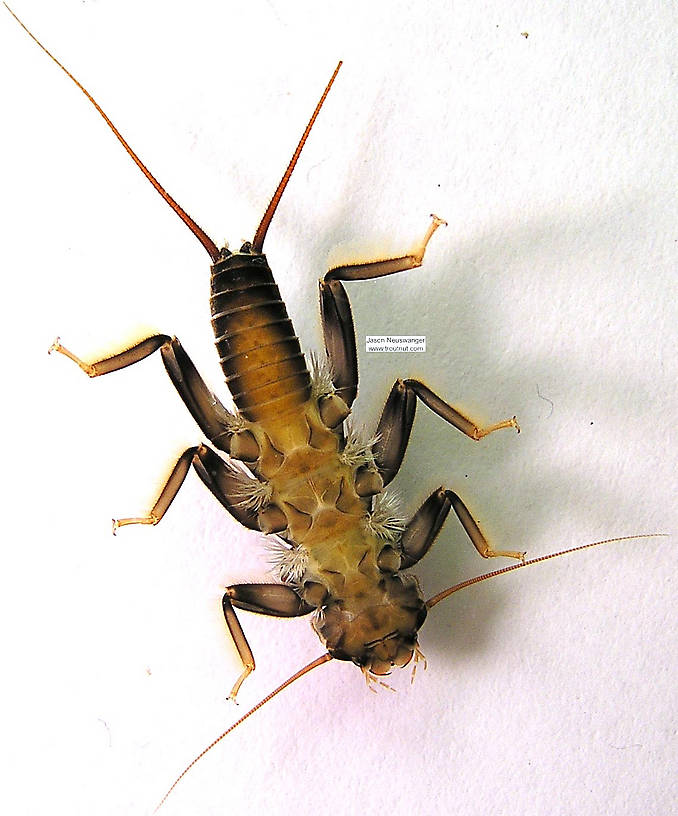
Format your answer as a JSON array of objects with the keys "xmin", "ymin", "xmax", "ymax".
[
  {"xmin": 399, "ymin": 487, "xmax": 525, "ymax": 569},
  {"xmin": 373, "ymin": 378, "xmax": 519, "ymax": 486},
  {"xmin": 113, "ymin": 444, "xmax": 265, "ymax": 533}
]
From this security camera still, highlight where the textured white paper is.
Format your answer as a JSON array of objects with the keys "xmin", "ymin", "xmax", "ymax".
[{"xmin": 2, "ymin": 1, "xmax": 676, "ymax": 814}]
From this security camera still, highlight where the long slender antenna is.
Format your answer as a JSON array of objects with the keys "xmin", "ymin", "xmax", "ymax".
[
  {"xmin": 252, "ymin": 61, "xmax": 342, "ymax": 253},
  {"xmin": 426, "ymin": 534, "xmax": 667, "ymax": 609},
  {"xmin": 5, "ymin": 3, "xmax": 220, "ymax": 263},
  {"xmin": 154, "ymin": 652, "xmax": 333, "ymax": 812}
]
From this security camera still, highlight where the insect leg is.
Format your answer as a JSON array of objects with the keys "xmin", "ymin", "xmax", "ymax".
[
  {"xmin": 49, "ymin": 334, "xmax": 171, "ymax": 376},
  {"xmin": 113, "ymin": 445, "xmax": 200, "ymax": 534},
  {"xmin": 324, "ymin": 214, "xmax": 447, "ymax": 283},
  {"xmin": 50, "ymin": 335, "xmax": 247, "ymax": 452},
  {"xmin": 319, "ymin": 214, "xmax": 447, "ymax": 408},
  {"xmin": 114, "ymin": 444, "xmax": 266, "ymax": 533},
  {"xmin": 373, "ymin": 378, "xmax": 519, "ymax": 486},
  {"xmin": 222, "ymin": 585, "xmax": 313, "ymax": 700},
  {"xmin": 319, "ymin": 279, "xmax": 358, "ymax": 408},
  {"xmin": 227, "ymin": 584, "xmax": 314, "ymax": 616},
  {"xmin": 399, "ymin": 488, "xmax": 524, "ymax": 569},
  {"xmin": 108, "ymin": 442, "xmax": 286, "ymax": 701}
]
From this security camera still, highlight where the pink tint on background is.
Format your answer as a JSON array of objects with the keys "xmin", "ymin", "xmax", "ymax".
[{"xmin": 2, "ymin": 1, "xmax": 676, "ymax": 815}]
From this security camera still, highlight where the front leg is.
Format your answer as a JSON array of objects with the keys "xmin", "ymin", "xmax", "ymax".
[{"xmin": 223, "ymin": 584, "xmax": 313, "ymax": 699}]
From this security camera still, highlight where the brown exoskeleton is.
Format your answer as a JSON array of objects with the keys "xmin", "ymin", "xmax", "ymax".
[
  {"xmin": 7, "ymin": 5, "xmax": 664, "ymax": 810},
  {"xmin": 10, "ymin": 4, "xmax": 524, "ymax": 697}
]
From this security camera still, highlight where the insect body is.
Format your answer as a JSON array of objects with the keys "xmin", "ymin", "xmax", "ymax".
[
  {"xmin": 8, "ymin": 6, "xmax": 663, "ymax": 810},
  {"xmin": 10, "ymin": 5, "xmax": 524, "ymax": 699}
]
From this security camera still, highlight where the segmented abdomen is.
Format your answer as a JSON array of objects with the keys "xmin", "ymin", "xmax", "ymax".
[{"xmin": 210, "ymin": 251, "xmax": 310, "ymax": 423}]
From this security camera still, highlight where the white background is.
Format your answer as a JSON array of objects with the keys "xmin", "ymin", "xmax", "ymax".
[{"xmin": 1, "ymin": 1, "xmax": 676, "ymax": 814}]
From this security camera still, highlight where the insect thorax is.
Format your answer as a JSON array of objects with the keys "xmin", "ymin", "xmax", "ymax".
[{"xmin": 232, "ymin": 391, "xmax": 428, "ymax": 676}]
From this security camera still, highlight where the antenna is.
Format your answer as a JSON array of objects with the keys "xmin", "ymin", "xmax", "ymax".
[
  {"xmin": 426, "ymin": 534, "xmax": 668, "ymax": 609},
  {"xmin": 155, "ymin": 652, "xmax": 333, "ymax": 812}
]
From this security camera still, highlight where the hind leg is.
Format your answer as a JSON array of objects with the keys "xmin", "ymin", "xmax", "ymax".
[{"xmin": 319, "ymin": 215, "xmax": 447, "ymax": 408}]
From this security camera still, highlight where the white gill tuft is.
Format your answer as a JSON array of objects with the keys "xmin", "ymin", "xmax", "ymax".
[
  {"xmin": 364, "ymin": 490, "xmax": 406, "ymax": 542},
  {"xmin": 309, "ymin": 350, "xmax": 336, "ymax": 400},
  {"xmin": 266, "ymin": 538, "xmax": 310, "ymax": 584},
  {"xmin": 340, "ymin": 424, "xmax": 379, "ymax": 468}
]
